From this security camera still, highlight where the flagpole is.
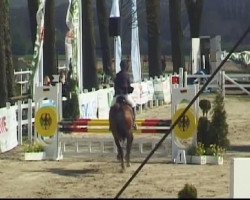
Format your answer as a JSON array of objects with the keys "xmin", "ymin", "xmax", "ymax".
[
  {"xmin": 78, "ymin": 0, "xmax": 83, "ymax": 93},
  {"xmin": 114, "ymin": 36, "xmax": 117, "ymax": 74}
]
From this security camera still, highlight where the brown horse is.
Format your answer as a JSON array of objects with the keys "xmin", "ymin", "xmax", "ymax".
[{"xmin": 109, "ymin": 96, "xmax": 134, "ymax": 172}]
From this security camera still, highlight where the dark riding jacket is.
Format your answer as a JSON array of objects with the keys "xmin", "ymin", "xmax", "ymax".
[{"xmin": 114, "ymin": 70, "xmax": 133, "ymax": 96}]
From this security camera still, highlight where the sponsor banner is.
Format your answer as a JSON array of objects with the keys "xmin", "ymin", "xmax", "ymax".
[
  {"xmin": 0, "ymin": 107, "xmax": 18, "ymax": 153},
  {"xmin": 146, "ymin": 79, "xmax": 155, "ymax": 101},
  {"xmin": 78, "ymin": 92, "xmax": 98, "ymax": 119},
  {"xmin": 139, "ymin": 82, "xmax": 149, "ymax": 104},
  {"xmin": 97, "ymin": 88, "xmax": 114, "ymax": 119},
  {"xmin": 153, "ymin": 76, "xmax": 171, "ymax": 103},
  {"xmin": 131, "ymin": 83, "xmax": 141, "ymax": 105}
]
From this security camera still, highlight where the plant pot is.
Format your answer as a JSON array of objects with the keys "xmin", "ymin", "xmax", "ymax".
[
  {"xmin": 24, "ymin": 152, "xmax": 46, "ymax": 161},
  {"xmin": 186, "ymin": 155, "xmax": 206, "ymax": 165},
  {"xmin": 206, "ymin": 156, "xmax": 223, "ymax": 165}
]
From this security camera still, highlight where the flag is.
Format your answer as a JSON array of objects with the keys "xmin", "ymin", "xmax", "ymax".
[
  {"xmin": 110, "ymin": 0, "xmax": 122, "ymax": 73},
  {"xmin": 31, "ymin": 0, "xmax": 46, "ymax": 96},
  {"xmin": 131, "ymin": 0, "xmax": 141, "ymax": 82},
  {"xmin": 65, "ymin": 0, "xmax": 82, "ymax": 92}
]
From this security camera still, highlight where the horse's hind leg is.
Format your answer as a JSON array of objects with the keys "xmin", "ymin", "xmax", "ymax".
[
  {"xmin": 125, "ymin": 132, "xmax": 133, "ymax": 167},
  {"xmin": 114, "ymin": 138, "xmax": 125, "ymax": 171}
]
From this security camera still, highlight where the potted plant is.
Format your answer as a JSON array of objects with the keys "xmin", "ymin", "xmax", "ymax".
[
  {"xmin": 186, "ymin": 143, "xmax": 206, "ymax": 165},
  {"xmin": 23, "ymin": 141, "xmax": 46, "ymax": 161},
  {"xmin": 205, "ymin": 144, "xmax": 225, "ymax": 165}
]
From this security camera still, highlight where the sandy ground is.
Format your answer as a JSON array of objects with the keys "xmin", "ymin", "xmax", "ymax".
[{"xmin": 1, "ymin": 94, "xmax": 250, "ymax": 198}]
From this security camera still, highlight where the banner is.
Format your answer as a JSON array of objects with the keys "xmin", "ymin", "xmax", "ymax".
[
  {"xmin": 65, "ymin": 0, "xmax": 82, "ymax": 92},
  {"xmin": 153, "ymin": 76, "xmax": 171, "ymax": 103},
  {"xmin": 97, "ymin": 88, "xmax": 114, "ymax": 119},
  {"xmin": 146, "ymin": 79, "xmax": 155, "ymax": 101},
  {"xmin": 78, "ymin": 92, "xmax": 98, "ymax": 119},
  {"xmin": 0, "ymin": 106, "xmax": 18, "ymax": 153},
  {"xmin": 131, "ymin": 0, "xmax": 142, "ymax": 82},
  {"xmin": 110, "ymin": 0, "xmax": 122, "ymax": 73},
  {"xmin": 31, "ymin": 0, "xmax": 46, "ymax": 96}
]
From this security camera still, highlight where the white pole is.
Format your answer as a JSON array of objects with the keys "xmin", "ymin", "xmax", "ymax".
[
  {"xmin": 28, "ymin": 99, "xmax": 33, "ymax": 142},
  {"xmin": 17, "ymin": 100, "xmax": 22, "ymax": 145},
  {"xmin": 179, "ymin": 68, "xmax": 183, "ymax": 88},
  {"xmin": 78, "ymin": 0, "xmax": 83, "ymax": 92},
  {"xmin": 114, "ymin": 37, "xmax": 116, "ymax": 74}
]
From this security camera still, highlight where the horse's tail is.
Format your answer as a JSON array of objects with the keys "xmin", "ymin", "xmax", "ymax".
[
  {"xmin": 116, "ymin": 109, "xmax": 128, "ymax": 140},
  {"xmin": 110, "ymin": 98, "xmax": 131, "ymax": 141}
]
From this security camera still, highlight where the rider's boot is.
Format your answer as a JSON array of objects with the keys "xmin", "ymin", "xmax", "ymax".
[{"xmin": 132, "ymin": 107, "xmax": 137, "ymax": 130}]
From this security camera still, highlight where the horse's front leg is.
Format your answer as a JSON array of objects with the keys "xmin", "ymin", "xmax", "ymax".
[{"xmin": 125, "ymin": 132, "xmax": 133, "ymax": 167}]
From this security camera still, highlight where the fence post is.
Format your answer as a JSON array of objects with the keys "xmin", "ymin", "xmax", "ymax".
[
  {"xmin": 28, "ymin": 99, "xmax": 33, "ymax": 142},
  {"xmin": 221, "ymin": 71, "xmax": 225, "ymax": 98},
  {"xmin": 17, "ymin": 100, "xmax": 22, "ymax": 145},
  {"xmin": 6, "ymin": 102, "xmax": 10, "ymax": 109}
]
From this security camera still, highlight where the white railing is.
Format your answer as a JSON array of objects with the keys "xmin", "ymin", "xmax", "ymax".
[
  {"xmin": 14, "ymin": 69, "xmax": 32, "ymax": 95},
  {"xmin": 187, "ymin": 71, "xmax": 250, "ymax": 96}
]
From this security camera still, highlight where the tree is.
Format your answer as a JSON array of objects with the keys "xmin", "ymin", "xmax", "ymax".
[
  {"xmin": 43, "ymin": 0, "xmax": 57, "ymax": 78},
  {"xmin": 0, "ymin": 0, "xmax": 15, "ymax": 107},
  {"xmin": 96, "ymin": 0, "xmax": 113, "ymax": 80},
  {"xmin": 169, "ymin": 0, "xmax": 185, "ymax": 73},
  {"xmin": 209, "ymin": 93, "xmax": 230, "ymax": 149},
  {"xmin": 145, "ymin": 0, "xmax": 162, "ymax": 78},
  {"xmin": 0, "ymin": 0, "xmax": 8, "ymax": 107},
  {"xmin": 185, "ymin": 0, "xmax": 204, "ymax": 38},
  {"xmin": 82, "ymin": 0, "xmax": 98, "ymax": 91},
  {"xmin": 27, "ymin": 0, "xmax": 39, "ymax": 50},
  {"xmin": 4, "ymin": 0, "xmax": 15, "ymax": 99}
]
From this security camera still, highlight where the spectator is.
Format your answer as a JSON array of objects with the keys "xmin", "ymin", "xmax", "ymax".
[{"xmin": 44, "ymin": 75, "xmax": 52, "ymax": 86}]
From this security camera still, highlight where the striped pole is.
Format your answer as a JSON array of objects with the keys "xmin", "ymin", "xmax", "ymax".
[
  {"xmin": 59, "ymin": 119, "xmax": 171, "ymax": 126},
  {"xmin": 58, "ymin": 118, "xmax": 171, "ymax": 135},
  {"xmin": 58, "ymin": 127, "xmax": 170, "ymax": 134}
]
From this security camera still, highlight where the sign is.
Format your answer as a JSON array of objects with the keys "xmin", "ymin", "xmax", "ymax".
[
  {"xmin": 172, "ymin": 108, "xmax": 196, "ymax": 140},
  {"xmin": 35, "ymin": 106, "xmax": 58, "ymax": 137},
  {"xmin": 172, "ymin": 76, "xmax": 179, "ymax": 84}
]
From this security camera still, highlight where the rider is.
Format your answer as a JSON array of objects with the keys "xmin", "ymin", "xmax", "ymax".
[{"xmin": 111, "ymin": 59, "xmax": 137, "ymax": 130}]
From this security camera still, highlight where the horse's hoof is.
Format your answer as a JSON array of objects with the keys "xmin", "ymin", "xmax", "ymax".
[{"xmin": 120, "ymin": 168, "xmax": 126, "ymax": 173}]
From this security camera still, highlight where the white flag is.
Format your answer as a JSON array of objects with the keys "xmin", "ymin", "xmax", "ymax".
[
  {"xmin": 110, "ymin": 0, "xmax": 122, "ymax": 73},
  {"xmin": 131, "ymin": 0, "xmax": 141, "ymax": 82},
  {"xmin": 31, "ymin": 0, "xmax": 46, "ymax": 96},
  {"xmin": 65, "ymin": 0, "xmax": 82, "ymax": 92}
]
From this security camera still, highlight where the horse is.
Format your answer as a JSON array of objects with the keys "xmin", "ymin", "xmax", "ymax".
[{"xmin": 109, "ymin": 95, "xmax": 134, "ymax": 172}]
